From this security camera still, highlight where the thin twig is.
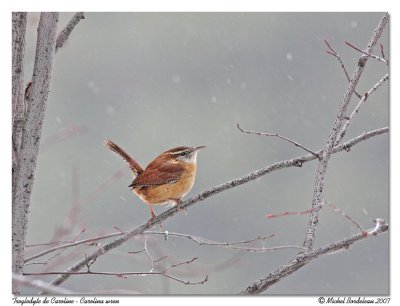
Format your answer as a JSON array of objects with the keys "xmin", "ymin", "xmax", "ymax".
[
  {"xmin": 327, "ymin": 203, "xmax": 364, "ymax": 233},
  {"xmin": 266, "ymin": 202, "xmax": 364, "ymax": 233},
  {"xmin": 40, "ymin": 125, "xmax": 89, "ymax": 151},
  {"xmin": 25, "ymin": 231, "xmax": 125, "ymax": 263},
  {"xmin": 237, "ymin": 123, "xmax": 320, "ymax": 158},
  {"xmin": 146, "ymin": 231, "xmax": 297, "ymax": 253},
  {"xmin": 154, "ymin": 255, "xmax": 169, "ymax": 263},
  {"xmin": 26, "ymin": 230, "xmax": 279, "ymax": 263},
  {"xmin": 266, "ymin": 204, "xmax": 323, "ymax": 219},
  {"xmin": 164, "ymin": 257, "xmax": 199, "ymax": 273},
  {"xmin": 324, "ymin": 40, "xmax": 362, "ymax": 99},
  {"xmin": 380, "ymin": 44, "xmax": 387, "ymax": 62},
  {"xmin": 345, "ymin": 40, "xmax": 388, "ymax": 65},
  {"xmin": 143, "ymin": 235, "xmax": 155, "ymax": 271},
  {"xmin": 45, "ymin": 126, "xmax": 388, "ymax": 289},
  {"xmin": 25, "ymin": 248, "xmax": 68, "ymax": 266},
  {"xmin": 335, "ymin": 73, "xmax": 389, "ymax": 145},
  {"xmin": 25, "ymin": 270, "xmax": 208, "ymax": 286}
]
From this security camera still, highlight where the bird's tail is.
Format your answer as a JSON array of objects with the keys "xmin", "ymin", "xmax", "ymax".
[{"xmin": 104, "ymin": 140, "xmax": 144, "ymax": 176}]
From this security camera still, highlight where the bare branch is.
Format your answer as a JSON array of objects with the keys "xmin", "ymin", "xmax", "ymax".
[
  {"xmin": 301, "ymin": 13, "xmax": 388, "ymax": 253},
  {"xmin": 56, "ymin": 12, "xmax": 85, "ymax": 52},
  {"xmin": 44, "ymin": 126, "xmax": 387, "ymax": 289},
  {"xmin": 164, "ymin": 257, "xmax": 199, "ymax": 273},
  {"xmin": 27, "ymin": 230, "xmax": 286, "ymax": 264},
  {"xmin": 146, "ymin": 231, "xmax": 297, "ymax": 253},
  {"xmin": 25, "ymin": 270, "xmax": 208, "ymax": 286},
  {"xmin": 345, "ymin": 40, "xmax": 388, "ymax": 65},
  {"xmin": 12, "ymin": 12, "xmax": 27, "ymax": 210},
  {"xmin": 40, "ymin": 125, "xmax": 89, "ymax": 151},
  {"xmin": 12, "ymin": 274, "xmax": 75, "ymax": 295},
  {"xmin": 335, "ymin": 73, "xmax": 389, "ymax": 145},
  {"xmin": 326, "ymin": 203, "xmax": 365, "ymax": 233},
  {"xmin": 237, "ymin": 123, "xmax": 320, "ymax": 158},
  {"xmin": 266, "ymin": 204, "xmax": 323, "ymax": 219},
  {"xmin": 324, "ymin": 39, "xmax": 362, "ymax": 99},
  {"xmin": 380, "ymin": 44, "xmax": 387, "ymax": 62},
  {"xmin": 143, "ymin": 235, "xmax": 156, "ymax": 271},
  {"xmin": 12, "ymin": 13, "xmax": 59, "ymax": 294},
  {"xmin": 240, "ymin": 219, "xmax": 388, "ymax": 294},
  {"xmin": 25, "ymin": 231, "xmax": 124, "ymax": 263}
]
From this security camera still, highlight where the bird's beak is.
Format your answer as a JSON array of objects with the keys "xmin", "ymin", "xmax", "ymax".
[
  {"xmin": 193, "ymin": 146, "xmax": 206, "ymax": 152},
  {"xmin": 189, "ymin": 146, "xmax": 206, "ymax": 157}
]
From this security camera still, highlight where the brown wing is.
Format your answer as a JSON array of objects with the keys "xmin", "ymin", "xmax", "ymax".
[
  {"xmin": 104, "ymin": 140, "xmax": 144, "ymax": 175},
  {"xmin": 129, "ymin": 162, "xmax": 184, "ymax": 188}
]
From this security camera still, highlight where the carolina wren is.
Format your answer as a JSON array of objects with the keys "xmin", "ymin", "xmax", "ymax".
[{"xmin": 105, "ymin": 140, "xmax": 205, "ymax": 221}]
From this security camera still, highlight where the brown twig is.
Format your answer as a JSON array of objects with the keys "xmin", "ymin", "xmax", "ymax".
[
  {"xmin": 345, "ymin": 40, "xmax": 388, "ymax": 65},
  {"xmin": 266, "ymin": 202, "xmax": 364, "ymax": 233},
  {"xmin": 40, "ymin": 125, "xmax": 89, "ymax": 151},
  {"xmin": 380, "ymin": 44, "xmax": 387, "ymax": 62},
  {"xmin": 324, "ymin": 40, "xmax": 362, "ymax": 99},
  {"xmin": 25, "ymin": 231, "xmax": 124, "ymax": 263},
  {"xmin": 237, "ymin": 123, "xmax": 320, "ymax": 158},
  {"xmin": 266, "ymin": 204, "xmax": 323, "ymax": 219},
  {"xmin": 327, "ymin": 203, "xmax": 364, "ymax": 233}
]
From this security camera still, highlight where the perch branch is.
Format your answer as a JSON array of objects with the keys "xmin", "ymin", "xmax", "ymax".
[{"xmin": 44, "ymin": 126, "xmax": 387, "ymax": 289}]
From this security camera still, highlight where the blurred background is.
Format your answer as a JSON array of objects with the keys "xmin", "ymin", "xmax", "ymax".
[{"xmin": 22, "ymin": 12, "xmax": 388, "ymax": 295}]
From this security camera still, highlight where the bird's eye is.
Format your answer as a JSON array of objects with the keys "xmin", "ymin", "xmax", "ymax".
[{"xmin": 180, "ymin": 152, "xmax": 187, "ymax": 156}]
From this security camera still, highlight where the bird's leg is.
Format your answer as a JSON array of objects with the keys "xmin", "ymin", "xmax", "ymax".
[
  {"xmin": 172, "ymin": 198, "xmax": 187, "ymax": 214},
  {"xmin": 146, "ymin": 204, "xmax": 157, "ymax": 226}
]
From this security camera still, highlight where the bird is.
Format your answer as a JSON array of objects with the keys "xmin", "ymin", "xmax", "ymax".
[{"xmin": 105, "ymin": 140, "xmax": 205, "ymax": 222}]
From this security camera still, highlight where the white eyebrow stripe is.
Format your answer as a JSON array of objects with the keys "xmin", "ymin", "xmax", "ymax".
[{"xmin": 168, "ymin": 149, "xmax": 190, "ymax": 155}]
